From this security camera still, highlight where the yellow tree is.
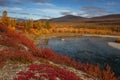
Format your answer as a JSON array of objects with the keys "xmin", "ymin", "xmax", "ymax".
[
  {"xmin": 1, "ymin": 10, "xmax": 11, "ymax": 27},
  {"xmin": 36, "ymin": 20, "xmax": 42, "ymax": 30}
]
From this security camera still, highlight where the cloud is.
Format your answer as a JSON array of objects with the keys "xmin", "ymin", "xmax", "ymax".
[
  {"xmin": 0, "ymin": 0, "xmax": 51, "ymax": 7},
  {"xmin": 14, "ymin": 1, "xmax": 22, "ymax": 4},
  {"xmin": 35, "ymin": 3, "xmax": 55, "ymax": 7},
  {"xmin": 42, "ymin": 15, "xmax": 52, "ymax": 18},
  {"xmin": 60, "ymin": 11, "xmax": 73, "ymax": 15},
  {"xmin": 11, "ymin": 7, "xmax": 23, "ymax": 11},
  {"xmin": 106, "ymin": 2, "xmax": 118, "ymax": 6},
  {"xmin": 72, "ymin": 0, "xmax": 99, "ymax": 2},
  {"xmin": 8, "ymin": 11, "xmax": 30, "ymax": 15},
  {"xmin": 1, "ymin": 7, "xmax": 23, "ymax": 11},
  {"xmin": 9, "ymin": 11, "xmax": 51, "ymax": 18},
  {"xmin": 32, "ymin": 14, "xmax": 42, "ymax": 16},
  {"xmin": 37, "ymin": 8, "xmax": 70, "ymax": 14},
  {"xmin": 79, "ymin": 6, "xmax": 111, "ymax": 17},
  {"xmin": 9, "ymin": 11, "xmax": 17, "ymax": 14},
  {"xmin": 0, "ymin": 0, "xmax": 11, "ymax": 6},
  {"xmin": 32, "ymin": 14, "xmax": 52, "ymax": 19},
  {"xmin": 19, "ymin": 12, "xmax": 30, "ymax": 15},
  {"xmin": 21, "ymin": 0, "xmax": 50, "ymax": 3}
]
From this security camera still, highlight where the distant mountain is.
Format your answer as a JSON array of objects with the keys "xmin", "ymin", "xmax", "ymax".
[
  {"xmin": 92, "ymin": 14, "xmax": 120, "ymax": 19},
  {"xmin": 1, "ymin": 14, "xmax": 120, "ymax": 24},
  {"xmin": 50, "ymin": 15, "xmax": 86, "ymax": 22},
  {"xmin": 49, "ymin": 14, "xmax": 120, "ymax": 24},
  {"xmin": 35, "ymin": 19, "xmax": 48, "ymax": 22},
  {"xmin": 85, "ymin": 14, "xmax": 120, "ymax": 24}
]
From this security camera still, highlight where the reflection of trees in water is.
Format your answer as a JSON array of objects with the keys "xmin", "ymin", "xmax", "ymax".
[{"xmin": 39, "ymin": 38, "xmax": 49, "ymax": 48}]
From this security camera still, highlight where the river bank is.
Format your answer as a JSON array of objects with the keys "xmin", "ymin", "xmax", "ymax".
[
  {"xmin": 83, "ymin": 34, "xmax": 120, "ymax": 38},
  {"xmin": 108, "ymin": 42, "xmax": 120, "ymax": 50},
  {"xmin": 30, "ymin": 33, "xmax": 120, "ymax": 44}
]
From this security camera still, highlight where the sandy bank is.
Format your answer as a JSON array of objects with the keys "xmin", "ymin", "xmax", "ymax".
[
  {"xmin": 83, "ymin": 34, "xmax": 120, "ymax": 38},
  {"xmin": 108, "ymin": 42, "xmax": 120, "ymax": 50}
]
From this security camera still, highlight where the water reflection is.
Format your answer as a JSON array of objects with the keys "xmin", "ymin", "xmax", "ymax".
[{"xmin": 38, "ymin": 36, "xmax": 120, "ymax": 76}]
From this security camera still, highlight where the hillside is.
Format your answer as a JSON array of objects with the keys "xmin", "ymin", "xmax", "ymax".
[
  {"xmin": 50, "ymin": 15, "xmax": 86, "ymax": 22},
  {"xmin": 92, "ymin": 14, "xmax": 120, "ymax": 19},
  {"xmin": 2, "ymin": 14, "xmax": 120, "ymax": 23},
  {"xmin": 0, "ymin": 23, "xmax": 97, "ymax": 80},
  {"xmin": 49, "ymin": 14, "xmax": 120, "ymax": 24},
  {"xmin": 0, "ymin": 22, "xmax": 119, "ymax": 80}
]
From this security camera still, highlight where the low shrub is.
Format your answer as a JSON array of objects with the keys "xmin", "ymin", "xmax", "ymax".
[
  {"xmin": 0, "ymin": 49, "xmax": 34, "ymax": 64},
  {"xmin": 0, "ymin": 23, "xmax": 119, "ymax": 80},
  {"xmin": 14, "ymin": 64, "xmax": 82, "ymax": 80},
  {"xmin": 115, "ymin": 38, "xmax": 120, "ymax": 43}
]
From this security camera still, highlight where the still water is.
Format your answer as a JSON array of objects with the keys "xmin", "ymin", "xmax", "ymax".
[{"xmin": 38, "ymin": 36, "xmax": 120, "ymax": 76}]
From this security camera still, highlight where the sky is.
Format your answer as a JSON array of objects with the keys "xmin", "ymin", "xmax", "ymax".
[{"xmin": 0, "ymin": 0, "xmax": 120, "ymax": 20}]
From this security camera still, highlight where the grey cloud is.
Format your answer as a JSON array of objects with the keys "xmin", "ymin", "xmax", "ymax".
[
  {"xmin": 8, "ymin": 11, "xmax": 51, "ymax": 18},
  {"xmin": 9, "ymin": 11, "xmax": 17, "ymax": 14},
  {"xmin": 14, "ymin": 1, "xmax": 22, "ymax": 4},
  {"xmin": 31, "ymin": 0, "xmax": 50, "ymax": 3},
  {"xmin": 42, "ymin": 15, "xmax": 52, "ymax": 18},
  {"xmin": 32, "ymin": 14, "xmax": 42, "ymax": 16},
  {"xmin": 61, "ymin": 11, "xmax": 73, "ymax": 15},
  {"xmin": 19, "ymin": 12, "xmax": 30, "ymax": 15},
  {"xmin": 81, "ymin": 6, "xmax": 106, "ymax": 11},
  {"xmin": 0, "ymin": 0, "xmax": 50, "ymax": 7},
  {"xmin": 106, "ymin": 2, "xmax": 118, "ymax": 6},
  {"xmin": 32, "ymin": 14, "xmax": 52, "ymax": 18},
  {"xmin": 8, "ymin": 11, "xmax": 30, "ymax": 15},
  {"xmin": 80, "ymin": 6, "xmax": 111, "ymax": 17},
  {"xmin": 21, "ymin": 0, "xmax": 50, "ymax": 3},
  {"xmin": 0, "ymin": 0, "xmax": 11, "ymax": 6},
  {"xmin": 72, "ymin": 0, "xmax": 99, "ymax": 2}
]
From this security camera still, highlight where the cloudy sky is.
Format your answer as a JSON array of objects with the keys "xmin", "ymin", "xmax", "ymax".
[{"xmin": 0, "ymin": 0, "xmax": 120, "ymax": 20}]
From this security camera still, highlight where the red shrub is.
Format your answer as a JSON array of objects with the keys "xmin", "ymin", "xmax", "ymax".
[
  {"xmin": 0, "ymin": 49, "xmax": 34, "ymax": 63},
  {"xmin": 0, "ymin": 23, "xmax": 8, "ymax": 32},
  {"xmin": 29, "ymin": 47, "xmax": 118, "ymax": 80},
  {"xmin": 0, "ymin": 23, "xmax": 118, "ymax": 80},
  {"xmin": 14, "ymin": 64, "xmax": 82, "ymax": 80}
]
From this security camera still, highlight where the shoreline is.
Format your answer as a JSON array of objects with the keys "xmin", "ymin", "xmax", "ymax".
[
  {"xmin": 30, "ymin": 33, "xmax": 120, "ymax": 44},
  {"xmin": 32, "ymin": 33, "xmax": 120, "ymax": 38},
  {"xmin": 108, "ymin": 42, "xmax": 120, "ymax": 50},
  {"xmin": 83, "ymin": 34, "xmax": 120, "ymax": 38}
]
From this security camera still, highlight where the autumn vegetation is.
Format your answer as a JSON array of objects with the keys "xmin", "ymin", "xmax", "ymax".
[
  {"xmin": 0, "ymin": 11, "xmax": 120, "ymax": 80},
  {"xmin": 0, "ymin": 21, "xmax": 119, "ymax": 79},
  {"xmin": 1, "ymin": 11, "xmax": 120, "ymax": 36},
  {"xmin": 14, "ymin": 64, "xmax": 82, "ymax": 80},
  {"xmin": 115, "ymin": 38, "xmax": 120, "ymax": 43}
]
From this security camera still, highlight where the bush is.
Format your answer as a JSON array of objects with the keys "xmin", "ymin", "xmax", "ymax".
[
  {"xmin": 115, "ymin": 38, "xmax": 120, "ymax": 43},
  {"xmin": 0, "ymin": 49, "xmax": 34, "ymax": 63},
  {"xmin": 0, "ymin": 23, "xmax": 8, "ymax": 32},
  {"xmin": 14, "ymin": 64, "xmax": 82, "ymax": 80}
]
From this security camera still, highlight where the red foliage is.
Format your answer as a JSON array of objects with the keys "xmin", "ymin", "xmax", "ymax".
[
  {"xmin": 0, "ymin": 23, "xmax": 8, "ymax": 32},
  {"xmin": 0, "ymin": 49, "xmax": 34, "ymax": 63},
  {"xmin": 0, "ymin": 23, "xmax": 119, "ymax": 80},
  {"xmin": 14, "ymin": 64, "xmax": 82, "ymax": 80},
  {"xmin": 31, "ymin": 48, "xmax": 119, "ymax": 80}
]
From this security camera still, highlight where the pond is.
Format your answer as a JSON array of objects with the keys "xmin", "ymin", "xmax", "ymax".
[{"xmin": 38, "ymin": 36, "xmax": 120, "ymax": 77}]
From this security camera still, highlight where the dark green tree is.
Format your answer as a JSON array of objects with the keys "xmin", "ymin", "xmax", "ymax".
[{"xmin": 44, "ymin": 20, "xmax": 51, "ymax": 29}]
